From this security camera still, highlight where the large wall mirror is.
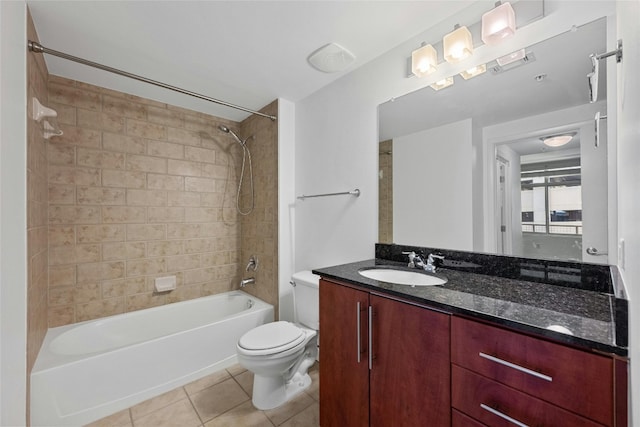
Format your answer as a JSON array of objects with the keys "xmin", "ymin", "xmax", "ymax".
[{"xmin": 378, "ymin": 17, "xmax": 614, "ymax": 264}]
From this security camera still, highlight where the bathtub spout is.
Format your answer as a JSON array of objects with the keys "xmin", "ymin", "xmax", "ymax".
[{"xmin": 240, "ymin": 277, "xmax": 255, "ymax": 287}]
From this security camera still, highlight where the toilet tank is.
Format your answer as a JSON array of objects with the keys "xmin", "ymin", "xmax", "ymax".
[{"xmin": 292, "ymin": 271, "xmax": 320, "ymax": 330}]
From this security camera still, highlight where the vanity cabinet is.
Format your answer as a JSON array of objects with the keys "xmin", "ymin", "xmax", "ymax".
[
  {"xmin": 319, "ymin": 278, "xmax": 450, "ymax": 427},
  {"xmin": 451, "ymin": 317, "xmax": 619, "ymax": 427}
]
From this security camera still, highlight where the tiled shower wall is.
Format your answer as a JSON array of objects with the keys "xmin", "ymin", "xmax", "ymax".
[
  {"xmin": 378, "ymin": 139, "xmax": 393, "ymax": 243},
  {"xmin": 45, "ymin": 76, "xmax": 279, "ymax": 326},
  {"xmin": 239, "ymin": 101, "xmax": 279, "ymax": 316},
  {"xmin": 26, "ymin": 10, "xmax": 49, "ymax": 419}
]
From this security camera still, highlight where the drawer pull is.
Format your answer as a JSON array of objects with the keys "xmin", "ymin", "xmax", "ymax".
[
  {"xmin": 368, "ymin": 306, "xmax": 373, "ymax": 370},
  {"xmin": 356, "ymin": 302, "xmax": 361, "ymax": 363},
  {"xmin": 479, "ymin": 352, "xmax": 553, "ymax": 382},
  {"xmin": 481, "ymin": 404, "xmax": 530, "ymax": 427}
]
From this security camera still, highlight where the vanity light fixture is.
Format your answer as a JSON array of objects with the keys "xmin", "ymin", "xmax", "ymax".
[
  {"xmin": 460, "ymin": 64, "xmax": 487, "ymax": 80},
  {"xmin": 430, "ymin": 76, "xmax": 454, "ymax": 91},
  {"xmin": 411, "ymin": 43, "xmax": 438, "ymax": 77},
  {"xmin": 481, "ymin": 1, "xmax": 516, "ymax": 45},
  {"xmin": 497, "ymin": 49, "xmax": 526, "ymax": 66},
  {"xmin": 443, "ymin": 24, "xmax": 473, "ymax": 64},
  {"xmin": 541, "ymin": 133, "xmax": 576, "ymax": 147}
]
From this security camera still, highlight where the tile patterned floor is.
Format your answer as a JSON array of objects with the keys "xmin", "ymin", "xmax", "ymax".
[{"xmin": 85, "ymin": 363, "xmax": 319, "ymax": 427}]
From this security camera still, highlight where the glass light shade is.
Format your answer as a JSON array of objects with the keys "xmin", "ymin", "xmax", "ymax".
[
  {"xmin": 411, "ymin": 44, "xmax": 438, "ymax": 77},
  {"xmin": 430, "ymin": 77, "xmax": 454, "ymax": 91},
  {"xmin": 542, "ymin": 135, "xmax": 573, "ymax": 147},
  {"xmin": 481, "ymin": 2, "xmax": 516, "ymax": 45},
  {"xmin": 496, "ymin": 49, "xmax": 526, "ymax": 66},
  {"xmin": 443, "ymin": 26, "xmax": 473, "ymax": 63},
  {"xmin": 460, "ymin": 64, "xmax": 487, "ymax": 80}
]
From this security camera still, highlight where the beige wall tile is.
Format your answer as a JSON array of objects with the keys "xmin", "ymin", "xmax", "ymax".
[
  {"xmin": 49, "ymin": 165, "xmax": 101, "ymax": 186},
  {"xmin": 147, "ymin": 106, "xmax": 184, "ymax": 128},
  {"xmin": 168, "ymin": 191, "xmax": 200, "ymax": 207},
  {"xmin": 77, "ymin": 109, "xmax": 125, "ymax": 133},
  {"xmin": 77, "ymin": 187, "xmax": 126, "ymax": 205},
  {"xmin": 166, "ymin": 254, "xmax": 200, "ymax": 272},
  {"xmin": 102, "ymin": 206, "xmax": 146, "ymax": 223},
  {"xmin": 126, "ymin": 189, "xmax": 167, "ymax": 206},
  {"xmin": 45, "ymin": 77, "xmax": 260, "ymax": 328},
  {"xmin": 49, "ymin": 265, "xmax": 76, "ymax": 287},
  {"xmin": 57, "ymin": 125, "xmax": 102, "ymax": 148},
  {"xmin": 77, "ymin": 261, "xmax": 125, "ymax": 283},
  {"xmin": 147, "ymin": 240, "xmax": 184, "ymax": 257},
  {"xmin": 77, "ymin": 147, "xmax": 125, "ymax": 169},
  {"xmin": 185, "ymin": 146, "xmax": 216, "ymax": 164},
  {"xmin": 48, "ymin": 102, "xmax": 76, "ymax": 125},
  {"xmin": 185, "ymin": 177, "xmax": 217, "ymax": 193},
  {"xmin": 48, "ymin": 184, "xmax": 76, "ymax": 205},
  {"xmin": 127, "ymin": 119, "xmax": 166, "ymax": 140},
  {"xmin": 49, "ymin": 83, "xmax": 102, "ymax": 111},
  {"xmin": 102, "ymin": 170, "xmax": 146, "ymax": 189},
  {"xmin": 148, "ymin": 207, "xmax": 184, "ymax": 223},
  {"xmin": 127, "ymin": 154, "xmax": 167, "ymax": 173},
  {"xmin": 76, "ymin": 297, "xmax": 124, "ymax": 322},
  {"xmin": 126, "ymin": 224, "xmax": 166, "ymax": 241},
  {"xmin": 148, "ymin": 174, "xmax": 184, "ymax": 191},
  {"xmin": 103, "ymin": 132, "xmax": 146, "ymax": 154},
  {"xmin": 103, "ymin": 95, "xmax": 147, "ymax": 120},
  {"xmin": 126, "ymin": 258, "xmax": 166, "ymax": 277},
  {"xmin": 77, "ymin": 224, "xmax": 125, "ymax": 243},
  {"xmin": 47, "ymin": 143, "xmax": 75, "ymax": 165},
  {"xmin": 167, "ymin": 127, "xmax": 201, "ymax": 146},
  {"xmin": 102, "ymin": 242, "xmax": 146, "ymax": 261},
  {"xmin": 49, "ymin": 206, "xmax": 101, "ymax": 224},
  {"xmin": 168, "ymin": 159, "xmax": 201, "ymax": 177},
  {"xmin": 147, "ymin": 140, "xmax": 184, "ymax": 159}
]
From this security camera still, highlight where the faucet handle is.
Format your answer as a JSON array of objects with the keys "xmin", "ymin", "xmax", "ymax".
[{"xmin": 402, "ymin": 251, "xmax": 417, "ymax": 268}]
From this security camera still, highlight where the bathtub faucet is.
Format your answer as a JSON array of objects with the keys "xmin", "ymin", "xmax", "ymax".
[{"xmin": 240, "ymin": 277, "xmax": 255, "ymax": 287}]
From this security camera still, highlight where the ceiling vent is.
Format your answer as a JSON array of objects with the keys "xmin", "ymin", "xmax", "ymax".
[{"xmin": 308, "ymin": 43, "xmax": 356, "ymax": 73}]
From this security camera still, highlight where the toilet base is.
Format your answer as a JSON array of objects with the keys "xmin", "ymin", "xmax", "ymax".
[{"xmin": 251, "ymin": 371, "xmax": 312, "ymax": 410}]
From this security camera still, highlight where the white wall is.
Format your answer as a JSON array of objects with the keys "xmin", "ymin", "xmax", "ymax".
[
  {"xmin": 295, "ymin": 1, "xmax": 615, "ymax": 272},
  {"xmin": 277, "ymin": 98, "xmax": 296, "ymax": 322},
  {"xmin": 294, "ymin": 0, "xmax": 632, "ymax": 417},
  {"xmin": 616, "ymin": 0, "xmax": 640, "ymax": 424},
  {"xmin": 0, "ymin": 1, "xmax": 28, "ymax": 425},
  {"xmin": 393, "ymin": 119, "xmax": 472, "ymax": 250}
]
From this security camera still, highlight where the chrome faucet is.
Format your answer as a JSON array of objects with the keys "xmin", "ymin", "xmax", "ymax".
[
  {"xmin": 425, "ymin": 253, "xmax": 445, "ymax": 273},
  {"xmin": 402, "ymin": 251, "xmax": 444, "ymax": 273},
  {"xmin": 240, "ymin": 277, "xmax": 255, "ymax": 287}
]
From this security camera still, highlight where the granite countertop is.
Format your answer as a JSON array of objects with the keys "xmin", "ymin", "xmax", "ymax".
[{"xmin": 313, "ymin": 258, "xmax": 627, "ymax": 356}]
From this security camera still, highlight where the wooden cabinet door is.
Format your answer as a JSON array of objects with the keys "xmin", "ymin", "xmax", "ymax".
[
  {"xmin": 319, "ymin": 279, "xmax": 369, "ymax": 427},
  {"xmin": 369, "ymin": 295, "xmax": 451, "ymax": 427}
]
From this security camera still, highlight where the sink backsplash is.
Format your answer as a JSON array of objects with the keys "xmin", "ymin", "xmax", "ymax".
[{"xmin": 376, "ymin": 243, "xmax": 613, "ymax": 294}]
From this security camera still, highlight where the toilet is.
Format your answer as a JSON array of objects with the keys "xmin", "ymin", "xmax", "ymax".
[{"xmin": 236, "ymin": 270, "xmax": 319, "ymax": 410}]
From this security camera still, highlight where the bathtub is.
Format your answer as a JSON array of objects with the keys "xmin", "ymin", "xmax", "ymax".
[{"xmin": 31, "ymin": 290, "xmax": 273, "ymax": 426}]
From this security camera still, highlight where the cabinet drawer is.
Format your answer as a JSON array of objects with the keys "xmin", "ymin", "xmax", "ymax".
[
  {"xmin": 452, "ymin": 409, "xmax": 486, "ymax": 427},
  {"xmin": 452, "ymin": 366, "xmax": 605, "ymax": 427},
  {"xmin": 451, "ymin": 317, "xmax": 613, "ymax": 425}
]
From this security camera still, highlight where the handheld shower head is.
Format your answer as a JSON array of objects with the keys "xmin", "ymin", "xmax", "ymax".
[{"xmin": 218, "ymin": 125, "xmax": 245, "ymax": 146}]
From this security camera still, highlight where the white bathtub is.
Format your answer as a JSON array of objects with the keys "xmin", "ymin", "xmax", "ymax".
[{"xmin": 31, "ymin": 290, "xmax": 273, "ymax": 426}]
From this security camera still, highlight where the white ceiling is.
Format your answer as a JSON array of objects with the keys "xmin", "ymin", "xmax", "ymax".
[{"xmin": 27, "ymin": 0, "xmax": 476, "ymax": 122}]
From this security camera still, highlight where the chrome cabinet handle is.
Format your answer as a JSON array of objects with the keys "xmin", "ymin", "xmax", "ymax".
[
  {"xmin": 479, "ymin": 352, "xmax": 552, "ymax": 382},
  {"xmin": 481, "ymin": 404, "xmax": 530, "ymax": 427},
  {"xmin": 368, "ymin": 306, "xmax": 373, "ymax": 370},
  {"xmin": 356, "ymin": 302, "xmax": 361, "ymax": 363}
]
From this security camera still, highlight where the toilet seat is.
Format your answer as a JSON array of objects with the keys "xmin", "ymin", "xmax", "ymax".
[{"xmin": 238, "ymin": 321, "xmax": 305, "ymax": 356}]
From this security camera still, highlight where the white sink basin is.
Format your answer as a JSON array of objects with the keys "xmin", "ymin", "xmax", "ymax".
[{"xmin": 358, "ymin": 268, "xmax": 447, "ymax": 286}]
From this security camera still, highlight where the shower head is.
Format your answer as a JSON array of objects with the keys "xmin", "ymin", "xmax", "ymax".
[{"xmin": 218, "ymin": 125, "xmax": 245, "ymax": 147}]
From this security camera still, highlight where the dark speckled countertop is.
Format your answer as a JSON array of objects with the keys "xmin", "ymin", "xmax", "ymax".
[{"xmin": 312, "ymin": 245, "xmax": 628, "ymax": 357}]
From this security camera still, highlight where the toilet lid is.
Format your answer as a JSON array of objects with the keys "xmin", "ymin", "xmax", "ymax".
[{"xmin": 238, "ymin": 321, "xmax": 304, "ymax": 354}]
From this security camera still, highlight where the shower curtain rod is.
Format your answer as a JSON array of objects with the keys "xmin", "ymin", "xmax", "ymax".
[{"xmin": 27, "ymin": 41, "xmax": 277, "ymax": 121}]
